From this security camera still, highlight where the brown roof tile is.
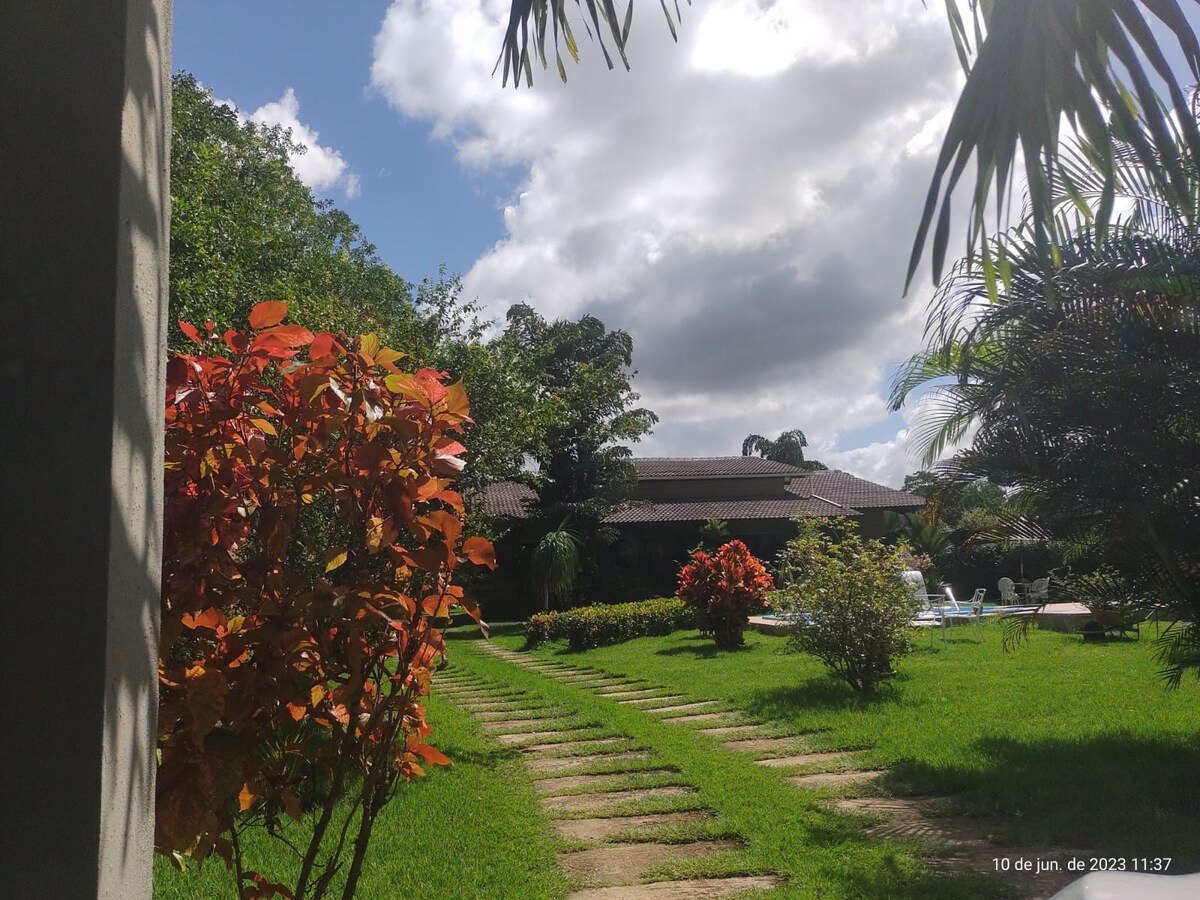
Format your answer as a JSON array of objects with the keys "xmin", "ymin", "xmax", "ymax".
[
  {"xmin": 632, "ymin": 457, "xmax": 805, "ymax": 478},
  {"xmin": 786, "ymin": 470, "xmax": 924, "ymax": 510},
  {"xmin": 605, "ymin": 495, "xmax": 858, "ymax": 524}
]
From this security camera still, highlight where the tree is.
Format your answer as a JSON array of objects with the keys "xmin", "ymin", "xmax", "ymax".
[
  {"xmin": 495, "ymin": 2, "xmax": 1200, "ymax": 286},
  {"xmin": 901, "ymin": 471, "xmax": 1004, "ymax": 530},
  {"xmin": 891, "ymin": 124, "xmax": 1200, "ymax": 684},
  {"xmin": 171, "ymin": 74, "xmax": 421, "ymax": 350},
  {"xmin": 492, "ymin": 303, "xmax": 658, "ymax": 605},
  {"xmin": 741, "ymin": 429, "xmax": 826, "ymax": 471},
  {"xmin": 529, "ymin": 524, "xmax": 583, "ymax": 611},
  {"xmin": 159, "ymin": 302, "xmax": 495, "ymax": 898}
]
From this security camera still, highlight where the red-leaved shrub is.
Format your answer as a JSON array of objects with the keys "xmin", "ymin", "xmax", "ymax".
[
  {"xmin": 159, "ymin": 302, "xmax": 495, "ymax": 899},
  {"xmin": 676, "ymin": 540, "xmax": 774, "ymax": 648}
]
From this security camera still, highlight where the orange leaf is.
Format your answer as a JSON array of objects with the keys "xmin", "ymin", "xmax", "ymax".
[
  {"xmin": 252, "ymin": 324, "xmax": 314, "ymax": 351},
  {"xmin": 309, "ymin": 331, "xmax": 337, "ymax": 359},
  {"xmin": 286, "ymin": 702, "xmax": 306, "ymax": 722},
  {"xmin": 462, "ymin": 536, "xmax": 497, "ymax": 570},
  {"xmin": 249, "ymin": 300, "xmax": 288, "ymax": 329},
  {"xmin": 238, "ymin": 784, "xmax": 256, "ymax": 812},
  {"xmin": 181, "ymin": 607, "xmax": 227, "ymax": 631},
  {"xmin": 178, "ymin": 320, "xmax": 203, "ymax": 345},
  {"xmin": 410, "ymin": 742, "xmax": 451, "ymax": 767}
]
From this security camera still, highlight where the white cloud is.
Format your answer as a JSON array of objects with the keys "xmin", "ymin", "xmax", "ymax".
[
  {"xmin": 371, "ymin": 0, "xmax": 968, "ymax": 485},
  {"xmin": 225, "ymin": 88, "xmax": 361, "ymax": 200}
]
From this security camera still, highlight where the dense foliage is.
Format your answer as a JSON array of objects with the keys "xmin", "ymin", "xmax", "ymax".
[
  {"xmin": 779, "ymin": 520, "xmax": 916, "ymax": 694},
  {"xmin": 486, "ymin": 304, "xmax": 657, "ymax": 609},
  {"xmin": 159, "ymin": 303, "xmax": 495, "ymax": 899},
  {"xmin": 677, "ymin": 541, "xmax": 774, "ymax": 649},
  {"xmin": 892, "ymin": 123, "xmax": 1200, "ymax": 684},
  {"xmin": 524, "ymin": 597, "xmax": 694, "ymax": 650}
]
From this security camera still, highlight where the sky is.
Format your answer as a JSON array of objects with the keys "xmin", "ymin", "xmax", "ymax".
[{"xmin": 174, "ymin": 0, "xmax": 988, "ymax": 487}]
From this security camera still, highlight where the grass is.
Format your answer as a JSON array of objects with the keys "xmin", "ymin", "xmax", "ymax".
[
  {"xmin": 154, "ymin": 619, "xmax": 1198, "ymax": 898},
  {"xmin": 448, "ymin": 634, "xmax": 1010, "ymax": 899},
  {"xmin": 492, "ymin": 621, "xmax": 1200, "ymax": 870},
  {"xmin": 153, "ymin": 692, "xmax": 571, "ymax": 899}
]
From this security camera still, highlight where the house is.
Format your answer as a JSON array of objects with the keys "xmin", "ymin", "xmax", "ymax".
[{"xmin": 481, "ymin": 457, "xmax": 924, "ymax": 601}]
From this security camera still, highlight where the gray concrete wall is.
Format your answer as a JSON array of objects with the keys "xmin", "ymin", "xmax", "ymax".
[{"xmin": 0, "ymin": 2, "xmax": 171, "ymax": 897}]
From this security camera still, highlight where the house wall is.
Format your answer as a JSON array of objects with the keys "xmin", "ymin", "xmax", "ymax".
[{"xmin": 633, "ymin": 476, "xmax": 792, "ymax": 501}]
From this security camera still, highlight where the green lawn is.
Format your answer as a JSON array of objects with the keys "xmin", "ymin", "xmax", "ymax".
[
  {"xmin": 493, "ymin": 621, "xmax": 1200, "ymax": 870},
  {"xmin": 153, "ymin": 691, "xmax": 570, "ymax": 899},
  {"xmin": 154, "ymin": 621, "xmax": 1199, "ymax": 898}
]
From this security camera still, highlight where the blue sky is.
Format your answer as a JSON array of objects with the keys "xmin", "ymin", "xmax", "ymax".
[
  {"xmin": 176, "ymin": 1, "xmax": 1194, "ymax": 485},
  {"xmin": 175, "ymin": 0, "xmax": 520, "ymax": 283}
]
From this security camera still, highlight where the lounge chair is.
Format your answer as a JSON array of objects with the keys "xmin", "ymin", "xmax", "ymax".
[{"xmin": 903, "ymin": 570, "xmax": 944, "ymax": 642}]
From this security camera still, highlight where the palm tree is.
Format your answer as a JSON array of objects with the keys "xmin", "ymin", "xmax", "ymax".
[
  {"xmin": 890, "ymin": 125, "xmax": 1200, "ymax": 683},
  {"xmin": 496, "ymin": 1, "xmax": 1200, "ymax": 286},
  {"xmin": 741, "ymin": 429, "xmax": 826, "ymax": 470},
  {"xmin": 529, "ymin": 523, "xmax": 583, "ymax": 612}
]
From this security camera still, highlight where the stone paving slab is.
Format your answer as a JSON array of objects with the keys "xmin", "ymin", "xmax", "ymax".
[
  {"xmin": 696, "ymin": 724, "xmax": 772, "ymax": 739},
  {"xmin": 497, "ymin": 730, "xmax": 578, "ymax": 745},
  {"xmin": 659, "ymin": 712, "xmax": 739, "ymax": 725},
  {"xmin": 552, "ymin": 811, "xmax": 715, "ymax": 841},
  {"xmin": 534, "ymin": 770, "xmax": 678, "ymax": 795},
  {"xmin": 527, "ymin": 751, "xmax": 654, "ymax": 775},
  {"xmin": 542, "ymin": 786, "xmax": 697, "ymax": 814},
  {"xmin": 520, "ymin": 737, "xmax": 628, "ymax": 755},
  {"xmin": 567, "ymin": 875, "xmax": 785, "ymax": 899},
  {"xmin": 788, "ymin": 769, "xmax": 884, "ymax": 788},
  {"xmin": 621, "ymin": 695, "xmax": 687, "ymax": 707},
  {"xmin": 757, "ymin": 751, "xmax": 850, "ymax": 769},
  {"xmin": 596, "ymin": 687, "xmax": 662, "ymax": 699},
  {"xmin": 649, "ymin": 701, "xmax": 721, "ymax": 716},
  {"xmin": 557, "ymin": 840, "xmax": 740, "ymax": 887}
]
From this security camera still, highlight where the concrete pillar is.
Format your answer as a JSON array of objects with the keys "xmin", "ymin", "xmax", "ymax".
[{"xmin": 0, "ymin": 1, "xmax": 171, "ymax": 897}]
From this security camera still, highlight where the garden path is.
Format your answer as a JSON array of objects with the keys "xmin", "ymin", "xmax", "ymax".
[{"xmin": 471, "ymin": 641, "xmax": 1080, "ymax": 898}]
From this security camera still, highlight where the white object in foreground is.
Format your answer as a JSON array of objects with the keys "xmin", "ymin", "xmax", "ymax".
[{"xmin": 1050, "ymin": 872, "xmax": 1200, "ymax": 899}]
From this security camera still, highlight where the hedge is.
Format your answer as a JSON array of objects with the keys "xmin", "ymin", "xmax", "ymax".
[{"xmin": 524, "ymin": 597, "xmax": 695, "ymax": 650}]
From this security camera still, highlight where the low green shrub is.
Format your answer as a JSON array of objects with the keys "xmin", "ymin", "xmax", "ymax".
[
  {"xmin": 523, "ymin": 598, "xmax": 693, "ymax": 650},
  {"xmin": 780, "ymin": 519, "xmax": 917, "ymax": 693}
]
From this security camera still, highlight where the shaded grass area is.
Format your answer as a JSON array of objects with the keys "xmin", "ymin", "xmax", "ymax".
[
  {"xmin": 153, "ymin": 692, "xmax": 570, "ymax": 899},
  {"xmin": 449, "ymin": 634, "xmax": 1011, "ymax": 899},
  {"xmin": 491, "ymin": 622, "xmax": 1200, "ymax": 869}
]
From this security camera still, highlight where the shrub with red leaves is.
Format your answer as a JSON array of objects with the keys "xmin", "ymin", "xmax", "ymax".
[{"xmin": 676, "ymin": 540, "xmax": 774, "ymax": 649}]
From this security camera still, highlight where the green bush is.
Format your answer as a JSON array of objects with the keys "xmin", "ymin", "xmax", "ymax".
[
  {"xmin": 780, "ymin": 519, "xmax": 917, "ymax": 693},
  {"xmin": 523, "ymin": 598, "xmax": 693, "ymax": 650}
]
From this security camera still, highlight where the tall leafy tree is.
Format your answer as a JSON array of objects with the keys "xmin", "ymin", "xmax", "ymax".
[
  {"xmin": 170, "ymin": 73, "xmax": 420, "ymax": 349},
  {"xmin": 493, "ymin": 303, "xmax": 658, "ymax": 606},
  {"xmin": 495, "ymin": 1, "xmax": 1200, "ymax": 285},
  {"xmin": 741, "ymin": 429, "xmax": 826, "ymax": 470}
]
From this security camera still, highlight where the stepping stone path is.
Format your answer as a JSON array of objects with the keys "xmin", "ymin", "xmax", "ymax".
[
  {"xmin": 436, "ymin": 659, "xmax": 785, "ymax": 897},
  {"xmin": 467, "ymin": 641, "xmax": 1077, "ymax": 898}
]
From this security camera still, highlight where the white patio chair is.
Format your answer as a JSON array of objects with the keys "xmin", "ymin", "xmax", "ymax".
[
  {"xmin": 903, "ymin": 570, "xmax": 944, "ymax": 643},
  {"xmin": 998, "ymin": 577, "xmax": 1018, "ymax": 605},
  {"xmin": 1029, "ymin": 577, "xmax": 1050, "ymax": 603},
  {"xmin": 942, "ymin": 586, "xmax": 982, "ymax": 637}
]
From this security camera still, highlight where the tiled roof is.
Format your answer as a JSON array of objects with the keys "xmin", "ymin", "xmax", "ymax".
[
  {"xmin": 479, "ymin": 480, "xmax": 536, "ymax": 518},
  {"xmin": 632, "ymin": 457, "xmax": 805, "ymax": 479},
  {"xmin": 786, "ymin": 470, "xmax": 925, "ymax": 510},
  {"xmin": 605, "ymin": 495, "xmax": 858, "ymax": 524},
  {"xmin": 477, "ymin": 466, "xmax": 923, "ymax": 522}
]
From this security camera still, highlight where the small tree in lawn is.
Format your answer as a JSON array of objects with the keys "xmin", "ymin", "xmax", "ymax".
[
  {"xmin": 158, "ymin": 302, "xmax": 496, "ymax": 899},
  {"xmin": 530, "ymin": 523, "xmax": 582, "ymax": 611},
  {"xmin": 677, "ymin": 540, "xmax": 774, "ymax": 649},
  {"xmin": 781, "ymin": 519, "xmax": 916, "ymax": 694}
]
